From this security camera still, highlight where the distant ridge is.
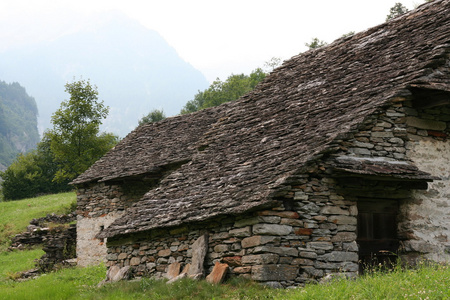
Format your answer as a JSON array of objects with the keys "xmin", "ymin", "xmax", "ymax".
[
  {"xmin": 0, "ymin": 13, "xmax": 209, "ymax": 137},
  {"xmin": 0, "ymin": 81, "xmax": 40, "ymax": 169}
]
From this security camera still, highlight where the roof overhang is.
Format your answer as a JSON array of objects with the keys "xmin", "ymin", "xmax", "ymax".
[{"xmin": 332, "ymin": 156, "xmax": 438, "ymax": 184}]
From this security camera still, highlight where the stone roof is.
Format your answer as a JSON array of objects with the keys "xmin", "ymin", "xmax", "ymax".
[
  {"xmin": 333, "ymin": 156, "xmax": 438, "ymax": 182},
  {"xmin": 71, "ymin": 106, "xmax": 225, "ymax": 184},
  {"xmin": 86, "ymin": 0, "xmax": 450, "ymax": 239}
]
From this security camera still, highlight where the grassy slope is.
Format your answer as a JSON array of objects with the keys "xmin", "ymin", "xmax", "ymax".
[{"xmin": 0, "ymin": 192, "xmax": 76, "ymax": 251}]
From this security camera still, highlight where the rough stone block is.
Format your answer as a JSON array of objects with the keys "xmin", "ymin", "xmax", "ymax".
[
  {"xmin": 130, "ymin": 257, "xmax": 141, "ymax": 266},
  {"xmin": 299, "ymin": 251, "xmax": 317, "ymax": 259},
  {"xmin": 229, "ymin": 226, "xmax": 252, "ymax": 237},
  {"xmin": 320, "ymin": 206, "xmax": 350, "ymax": 215},
  {"xmin": 117, "ymin": 253, "xmax": 128, "ymax": 260},
  {"xmin": 371, "ymin": 131, "xmax": 394, "ymax": 138},
  {"xmin": 188, "ymin": 234, "xmax": 208, "ymax": 277},
  {"xmin": 222, "ymin": 256, "xmax": 242, "ymax": 267},
  {"xmin": 328, "ymin": 215, "xmax": 357, "ymax": 225},
  {"xmin": 253, "ymin": 224, "xmax": 292, "ymax": 236},
  {"xmin": 257, "ymin": 216, "xmax": 281, "ymax": 224},
  {"xmin": 234, "ymin": 217, "xmax": 259, "ymax": 228},
  {"xmin": 241, "ymin": 235, "xmax": 280, "ymax": 248},
  {"xmin": 348, "ymin": 148, "xmax": 371, "ymax": 155},
  {"xmin": 292, "ymin": 258, "xmax": 314, "ymax": 265},
  {"xmin": 308, "ymin": 241, "xmax": 333, "ymax": 251},
  {"xmin": 303, "ymin": 266, "xmax": 324, "ymax": 278},
  {"xmin": 206, "ymin": 262, "xmax": 229, "ymax": 284},
  {"xmin": 295, "ymin": 228, "xmax": 313, "ymax": 235},
  {"xmin": 251, "ymin": 265, "xmax": 298, "ymax": 281},
  {"xmin": 252, "ymin": 246, "xmax": 298, "ymax": 257},
  {"xmin": 106, "ymin": 253, "xmax": 118, "ymax": 261},
  {"xmin": 280, "ymin": 218, "xmax": 303, "ymax": 226},
  {"xmin": 331, "ymin": 232, "xmax": 357, "ymax": 242},
  {"xmin": 165, "ymin": 262, "xmax": 181, "ymax": 279},
  {"xmin": 320, "ymin": 251, "xmax": 358, "ymax": 262},
  {"xmin": 242, "ymin": 254, "xmax": 279, "ymax": 265},
  {"xmin": 158, "ymin": 249, "xmax": 172, "ymax": 257},
  {"xmin": 294, "ymin": 192, "xmax": 309, "ymax": 201},
  {"xmin": 233, "ymin": 266, "xmax": 252, "ymax": 274},
  {"xmin": 214, "ymin": 244, "xmax": 230, "ymax": 253},
  {"xmin": 106, "ymin": 266, "xmax": 130, "ymax": 282}
]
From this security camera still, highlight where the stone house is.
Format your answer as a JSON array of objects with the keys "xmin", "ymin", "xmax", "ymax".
[{"xmin": 72, "ymin": 0, "xmax": 450, "ymax": 287}]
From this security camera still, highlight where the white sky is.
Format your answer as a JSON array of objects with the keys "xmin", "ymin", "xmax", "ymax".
[{"xmin": 0, "ymin": 0, "xmax": 422, "ymax": 82}]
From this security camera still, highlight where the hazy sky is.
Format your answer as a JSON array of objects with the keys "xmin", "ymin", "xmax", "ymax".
[{"xmin": 1, "ymin": 0, "xmax": 422, "ymax": 82}]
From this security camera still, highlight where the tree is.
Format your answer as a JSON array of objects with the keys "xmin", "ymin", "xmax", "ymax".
[
  {"xmin": 180, "ymin": 68, "xmax": 266, "ymax": 114},
  {"xmin": 138, "ymin": 109, "xmax": 166, "ymax": 125},
  {"xmin": 305, "ymin": 37, "xmax": 327, "ymax": 50},
  {"xmin": 45, "ymin": 79, "xmax": 118, "ymax": 183},
  {"xmin": 386, "ymin": 2, "xmax": 409, "ymax": 21},
  {"xmin": 0, "ymin": 139, "xmax": 71, "ymax": 200}
]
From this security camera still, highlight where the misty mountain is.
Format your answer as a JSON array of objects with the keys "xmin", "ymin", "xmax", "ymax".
[
  {"xmin": 0, "ymin": 13, "xmax": 209, "ymax": 137},
  {"xmin": 0, "ymin": 81, "xmax": 40, "ymax": 170}
]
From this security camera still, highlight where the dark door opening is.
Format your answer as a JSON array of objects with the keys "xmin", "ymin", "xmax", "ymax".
[{"xmin": 357, "ymin": 199, "xmax": 399, "ymax": 273}]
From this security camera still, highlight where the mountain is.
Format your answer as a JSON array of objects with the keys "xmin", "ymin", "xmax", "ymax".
[
  {"xmin": 0, "ymin": 13, "xmax": 209, "ymax": 137},
  {"xmin": 0, "ymin": 81, "xmax": 40, "ymax": 170}
]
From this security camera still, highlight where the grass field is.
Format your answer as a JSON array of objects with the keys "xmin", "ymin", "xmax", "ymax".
[{"xmin": 0, "ymin": 260, "xmax": 448, "ymax": 300}]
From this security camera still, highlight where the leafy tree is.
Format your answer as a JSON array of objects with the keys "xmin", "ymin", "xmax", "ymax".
[
  {"xmin": 386, "ymin": 2, "xmax": 409, "ymax": 21},
  {"xmin": 306, "ymin": 37, "xmax": 327, "ymax": 49},
  {"xmin": 181, "ymin": 68, "xmax": 266, "ymax": 114},
  {"xmin": 139, "ymin": 109, "xmax": 166, "ymax": 125},
  {"xmin": 44, "ymin": 79, "xmax": 118, "ymax": 183},
  {"xmin": 0, "ymin": 140, "xmax": 71, "ymax": 200}
]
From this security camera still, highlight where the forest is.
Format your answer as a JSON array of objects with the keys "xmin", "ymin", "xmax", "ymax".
[{"xmin": 0, "ymin": 81, "xmax": 40, "ymax": 171}]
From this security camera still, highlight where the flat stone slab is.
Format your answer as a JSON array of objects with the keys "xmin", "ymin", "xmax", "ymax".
[
  {"xmin": 206, "ymin": 262, "xmax": 229, "ymax": 284},
  {"xmin": 188, "ymin": 234, "xmax": 208, "ymax": 278},
  {"xmin": 165, "ymin": 262, "xmax": 181, "ymax": 279}
]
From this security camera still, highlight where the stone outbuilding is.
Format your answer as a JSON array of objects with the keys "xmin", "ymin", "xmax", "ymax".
[{"xmin": 72, "ymin": 0, "xmax": 450, "ymax": 287}]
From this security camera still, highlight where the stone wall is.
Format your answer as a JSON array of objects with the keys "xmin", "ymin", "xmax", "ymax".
[
  {"xmin": 36, "ymin": 224, "xmax": 77, "ymax": 272},
  {"xmin": 402, "ymin": 103, "xmax": 450, "ymax": 262},
  {"xmin": 332, "ymin": 99, "xmax": 450, "ymax": 264},
  {"xmin": 76, "ymin": 180, "xmax": 151, "ymax": 266},
  {"xmin": 106, "ymin": 172, "xmax": 359, "ymax": 287}
]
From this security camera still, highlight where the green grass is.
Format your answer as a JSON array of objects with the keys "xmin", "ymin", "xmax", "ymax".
[
  {"xmin": 0, "ymin": 248, "xmax": 44, "ymax": 280},
  {"xmin": 0, "ymin": 192, "xmax": 76, "ymax": 251},
  {"xmin": 0, "ymin": 264, "xmax": 106, "ymax": 300},
  {"xmin": 0, "ymin": 263, "xmax": 448, "ymax": 299},
  {"xmin": 285, "ymin": 262, "xmax": 450, "ymax": 299}
]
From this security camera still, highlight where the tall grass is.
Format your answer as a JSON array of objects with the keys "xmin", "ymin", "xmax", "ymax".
[
  {"xmin": 0, "ymin": 192, "xmax": 76, "ymax": 251},
  {"xmin": 1, "ymin": 262, "xmax": 447, "ymax": 300}
]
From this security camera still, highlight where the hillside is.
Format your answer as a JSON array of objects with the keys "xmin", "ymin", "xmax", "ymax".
[
  {"xmin": 0, "ymin": 12, "xmax": 209, "ymax": 137},
  {"xmin": 0, "ymin": 81, "xmax": 40, "ymax": 170}
]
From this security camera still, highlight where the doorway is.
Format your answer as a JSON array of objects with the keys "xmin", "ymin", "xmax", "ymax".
[{"xmin": 357, "ymin": 199, "xmax": 399, "ymax": 272}]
